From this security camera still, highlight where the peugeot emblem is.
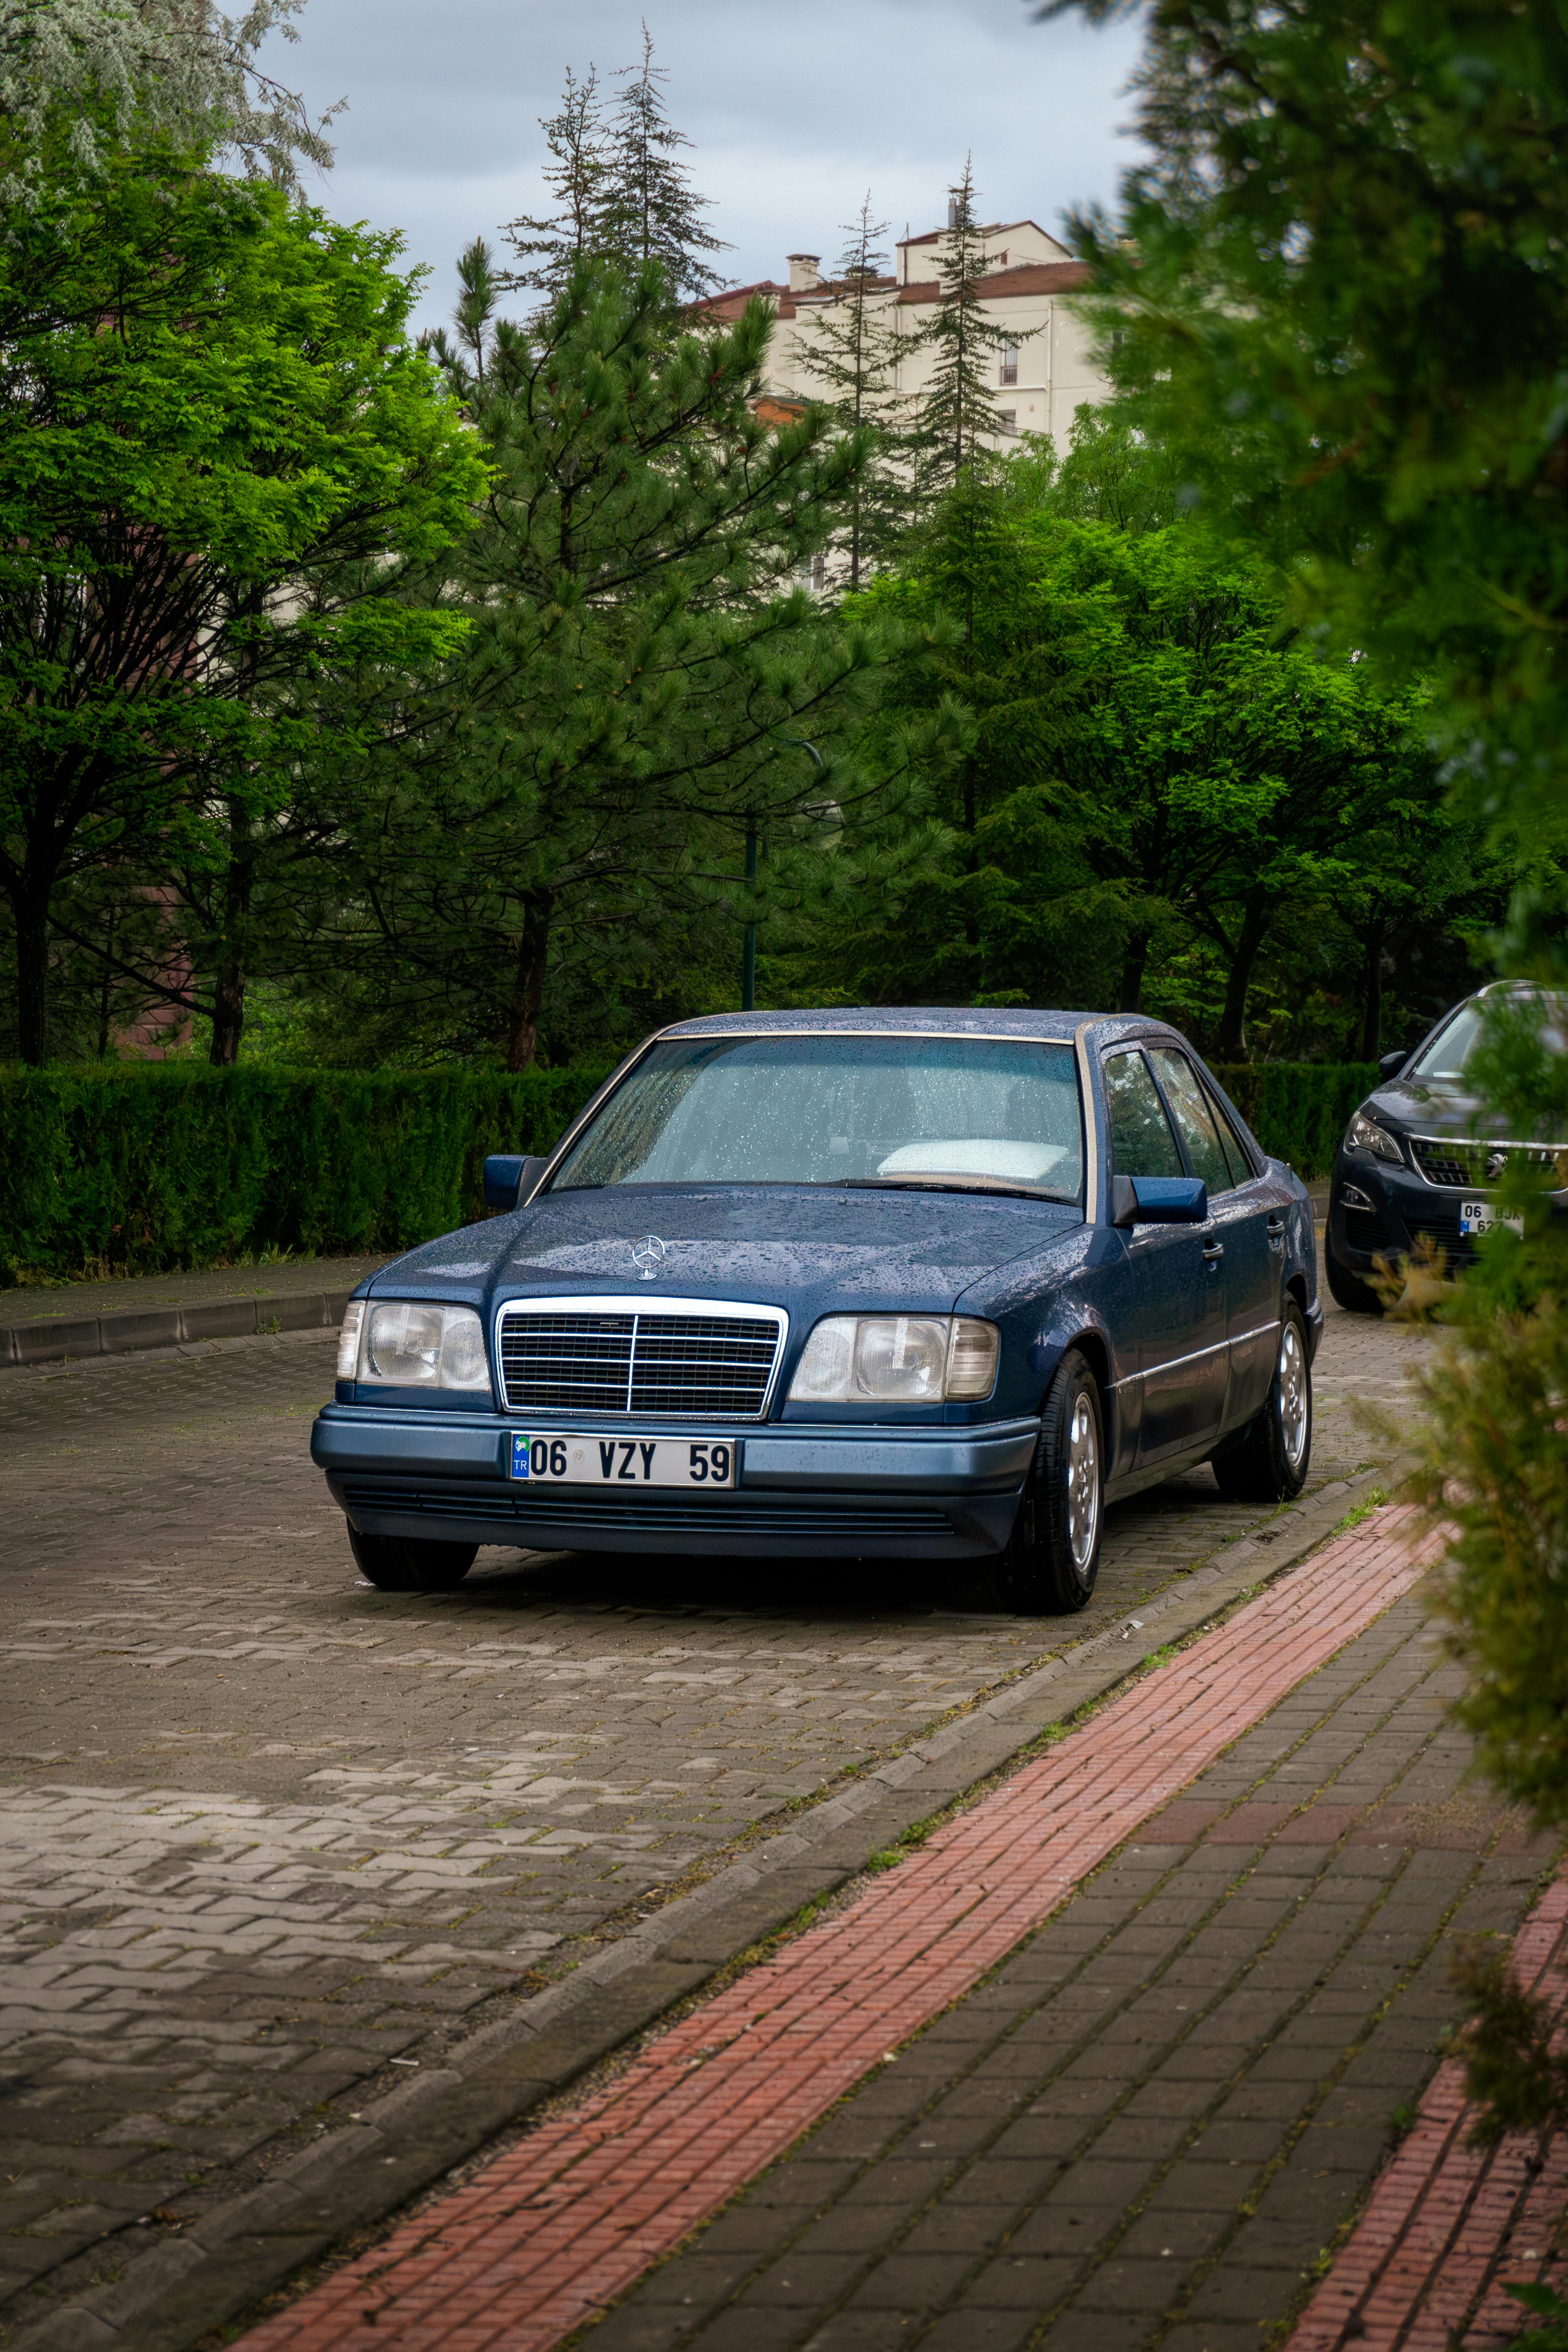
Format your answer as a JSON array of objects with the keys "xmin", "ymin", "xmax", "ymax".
[
  {"xmin": 630, "ymin": 1234, "xmax": 667, "ymax": 1281},
  {"xmin": 1485, "ymin": 1148, "xmax": 1508, "ymax": 1183}
]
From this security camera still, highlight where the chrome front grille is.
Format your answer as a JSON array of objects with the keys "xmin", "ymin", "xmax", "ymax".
[
  {"xmin": 1410, "ymin": 1136, "xmax": 1568, "ymax": 1189},
  {"xmin": 497, "ymin": 1297, "xmax": 785, "ymax": 1419}
]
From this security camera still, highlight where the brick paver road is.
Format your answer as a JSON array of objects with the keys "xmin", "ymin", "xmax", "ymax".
[{"xmin": 0, "ymin": 1296, "xmax": 1429, "ymax": 2336}]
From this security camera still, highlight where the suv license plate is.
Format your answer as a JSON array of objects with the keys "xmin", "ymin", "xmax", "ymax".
[
  {"xmin": 510, "ymin": 1433, "xmax": 737, "ymax": 1488},
  {"xmin": 1459, "ymin": 1199, "xmax": 1524, "ymax": 1239}
]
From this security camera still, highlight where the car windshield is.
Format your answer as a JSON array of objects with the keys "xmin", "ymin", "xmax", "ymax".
[{"xmin": 548, "ymin": 1034, "xmax": 1085, "ymax": 1201}]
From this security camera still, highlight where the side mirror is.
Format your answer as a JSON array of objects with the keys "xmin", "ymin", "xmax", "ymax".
[
  {"xmin": 1111, "ymin": 1174, "xmax": 1209, "ymax": 1228},
  {"xmin": 484, "ymin": 1152, "xmax": 547, "ymax": 1212},
  {"xmin": 1377, "ymin": 1048, "xmax": 1408, "ymax": 1083}
]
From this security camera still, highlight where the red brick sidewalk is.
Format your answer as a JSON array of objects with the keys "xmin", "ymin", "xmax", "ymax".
[
  {"xmin": 1289, "ymin": 1875, "xmax": 1568, "ymax": 2352},
  {"xmin": 239, "ymin": 1507, "xmax": 1437, "ymax": 2352}
]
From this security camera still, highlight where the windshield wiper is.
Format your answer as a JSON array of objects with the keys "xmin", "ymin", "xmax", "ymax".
[{"xmin": 838, "ymin": 1176, "xmax": 1073, "ymax": 1204}]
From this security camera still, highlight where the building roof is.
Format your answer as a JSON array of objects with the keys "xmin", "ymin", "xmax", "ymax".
[
  {"xmin": 896, "ymin": 260, "xmax": 1093, "ymax": 306},
  {"xmin": 692, "ymin": 278, "xmax": 789, "ymax": 321},
  {"xmin": 895, "ymin": 218, "xmax": 1064, "ymax": 251}
]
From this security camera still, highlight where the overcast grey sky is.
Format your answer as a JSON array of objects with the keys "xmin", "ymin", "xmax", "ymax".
[{"xmin": 260, "ymin": 0, "xmax": 1145, "ymax": 334}]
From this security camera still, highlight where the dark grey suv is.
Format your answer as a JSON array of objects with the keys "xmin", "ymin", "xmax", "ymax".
[{"xmin": 1325, "ymin": 984, "xmax": 1567, "ymax": 1312}]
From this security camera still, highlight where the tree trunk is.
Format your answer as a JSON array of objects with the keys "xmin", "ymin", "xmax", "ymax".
[
  {"xmin": 209, "ymin": 800, "xmax": 253, "ymax": 1067},
  {"xmin": 14, "ymin": 881, "xmax": 51, "ymax": 1066},
  {"xmin": 1118, "ymin": 932, "xmax": 1150, "ymax": 1014},
  {"xmin": 94, "ymin": 910, "xmax": 117, "ymax": 1062},
  {"xmin": 1217, "ymin": 889, "xmax": 1271, "ymax": 1059},
  {"xmin": 1359, "ymin": 919, "xmax": 1385, "ymax": 1062},
  {"xmin": 503, "ymin": 890, "xmax": 554, "ymax": 1073}
]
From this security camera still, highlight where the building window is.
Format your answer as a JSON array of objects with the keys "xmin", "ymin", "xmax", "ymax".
[
  {"xmin": 997, "ymin": 408, "xmax": 1018, "ymax": 436},
  {"xmin": 807, "ymin": 552, "xmax": 827, "ymax": 592},
  {"xmin": 999, "ymin": 342, "xmax": 1018, "ymax": 386}
]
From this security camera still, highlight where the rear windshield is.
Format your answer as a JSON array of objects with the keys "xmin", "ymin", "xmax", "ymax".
[{"xmin": 548, "ymin": 1034, "xmax": 1085, "ymax": 1201}]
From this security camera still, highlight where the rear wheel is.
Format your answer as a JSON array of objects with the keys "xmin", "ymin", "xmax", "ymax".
[
  {"xmin": 1212, "ymin": 1301, "xmax": 1312, "ymax": 1505},
  {"xmin": 348, "ymin": 1528, "xmax": 477, "ymax": 1592},
  {"xmin": 1325, "ymin": 1241, "xmax": 1383, "ymax": 1316},
  {"xmin": 993, "ymin": 1348, "xmax": 1103, "ymax": 1616}
]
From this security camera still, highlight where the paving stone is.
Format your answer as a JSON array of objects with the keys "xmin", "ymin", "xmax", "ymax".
[{"xmin": 0, "ymin": 1281, "xmax": 1439, "ymax": 2341}]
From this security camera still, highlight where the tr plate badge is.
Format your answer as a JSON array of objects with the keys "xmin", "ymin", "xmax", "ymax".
[{"xmin": 630, "ymin": 1234, "xmax": 667, "ymax": 1280}]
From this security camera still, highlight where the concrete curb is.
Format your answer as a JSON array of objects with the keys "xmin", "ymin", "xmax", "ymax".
[
  {"xmin": 9, "ymin": 1452, "xmax": 1425, "ymax": 2352},
  {"xmin": 0, "ymin": 1288, "xmax": 357, "ymax": 1368}
]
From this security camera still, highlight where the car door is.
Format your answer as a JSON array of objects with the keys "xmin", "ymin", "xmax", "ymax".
[
  {"xmin": 1103, "ymin": 1047, "xmax": 1229, "ymax": 1467},
  {"xmin": 1147, "ymin": 1047, "xmax": 1280, "ymax": 1430}
]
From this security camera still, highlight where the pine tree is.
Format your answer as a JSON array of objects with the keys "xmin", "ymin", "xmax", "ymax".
[
  {"xmin": 910, "ymin": 159, "xmax": 1004, "ymax": 504},
  {"xmin": 600, "ymin": 25, "xmax": 728, "ymax": 301},
  {"xmin": 500, "ymin": 66, "xmax": 609, "ymax": 299},
  {"xmin": 793, "ymin": 196, "xmax": 909, "ymax": 588}
]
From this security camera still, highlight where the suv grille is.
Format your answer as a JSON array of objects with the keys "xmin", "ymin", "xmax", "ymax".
[
  {"xmin": 498, "ymin": 1308, "xmax": 783, "ymax": 1419},
  {"xmin": 1411, "ymin": 1137, "xmax": 1568, "ymax": 1189}
]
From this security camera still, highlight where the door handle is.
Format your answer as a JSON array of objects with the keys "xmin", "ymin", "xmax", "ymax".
[
  {"xmin": 1202, "ymin": 1242, "xmax": 1225, "ymax": 1264},
  {"xmin": 1267, "ymin": 1214, "xmax": 1287, "ymax": 1250}
]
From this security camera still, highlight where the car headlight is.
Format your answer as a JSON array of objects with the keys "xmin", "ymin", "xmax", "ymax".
[
  {"xmin": 349, "ymin": 1301, "xmax": 491, "ymax": 1391},
  {"xmin": 788, "ymin": 1315, "xmax": 1000, "ymax": 1404},
  {"xmin": 1344, "ymin": 1111, "xmax": 1403, "ymax": 1166}
]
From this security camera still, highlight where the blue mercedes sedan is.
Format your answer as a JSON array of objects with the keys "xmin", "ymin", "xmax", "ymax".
[{"xmin": 312, "ymin": 1010, "xmax": 1320, "ymax": 1614}]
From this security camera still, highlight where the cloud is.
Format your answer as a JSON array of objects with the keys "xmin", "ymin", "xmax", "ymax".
[{"xmin": 261, "ymin": 0, "xmax": 1146, "ymax": 330}]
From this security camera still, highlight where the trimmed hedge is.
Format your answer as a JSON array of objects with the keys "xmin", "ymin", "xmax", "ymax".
[
  {"xmin": 0, "ymin": 1062, "xmax": 618, "ymax": 1284},
  {"xmin": 0, "ymin": 1052, "xmax": 1372, "ymax": 1286},
  {"xmin": 1212, "ymin": 1062, "xmax": 1376, "ymax": 1182}
]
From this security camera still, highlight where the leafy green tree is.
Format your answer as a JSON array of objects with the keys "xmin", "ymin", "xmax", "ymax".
[
  {"xmin": 501, "ymin": 65, "xmax": 609, "ymax": 299},
  {"xmin": 1045, "ymin": 0, "xmax": 1568, "ymax": 2151},
  {"xmin": 0, "ymin": 141, "xmax": 483, "ymax": 1065},
  {"xmin": 0, "ymin": 0, "xmax": 339, "ymax": 198},
  {"xmin": 909, "ymin": 158, "xmax": 1003, "ymax": 505},
  {"xmin": 788, "ymin": 197, "xmax": 907, "ymax": 588},
  {"xmin": 342, "ymin": 252, "xmax": 932, "ymax": 1070},
  {"xmin": 600, "ymin": 27, "xmax": 728, "ymax": 301}
]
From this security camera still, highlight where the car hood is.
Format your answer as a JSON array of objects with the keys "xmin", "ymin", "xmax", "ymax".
[
  {"xmin": 371, "ymin": 1183, "xmax": 1082, "ymax": 1318},
  {"xmin": 1370, "ymin": 1078, "xmax": 1549, "ymax": 1140}
]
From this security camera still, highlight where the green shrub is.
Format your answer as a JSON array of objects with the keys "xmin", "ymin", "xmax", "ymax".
[
  {"xmin": 1212, "ymin": 1063, "xmax": 1377, "ymax": 1180},
  {"xmin": 0, "ymin": 1052, "xmax": 1375, "ymax": 1285},
  {"xmin": 0, "ymin": 1062, "xmax": 618, "ymax": 1284}
]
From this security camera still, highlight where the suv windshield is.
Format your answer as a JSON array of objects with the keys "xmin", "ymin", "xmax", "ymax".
[
  {"xmin": 548, "ymin": 1034, "xmax": 1085, "ymax": 1201},
  {"xmin": 1411, "ymin": 996, "xmax": 1567, "ymax": 1082}
]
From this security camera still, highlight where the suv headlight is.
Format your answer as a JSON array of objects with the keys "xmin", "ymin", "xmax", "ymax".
[
  {"xmin": 788, "ymin": 1315, "xmax": 1000, "ymax": 1404},
  {"xmin": 345, "ymin": 1301, "xmax": 490, "ymax": 1391},
  {"xmin": 1344, "ymin": 1111, "xmax": 1403, "ymax": 1166}
]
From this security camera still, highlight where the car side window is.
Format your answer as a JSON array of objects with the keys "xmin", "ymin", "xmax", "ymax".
[
  {"xmin": 1202, "ymin": 1082, "xmax": 1258, "ymax": 1187},
  {"xmin": 1104, "ymin": 1050, "xmax": 1183, "ymax": 1178},
  {"xmin": 1148, "ymin": 1050, "xmax": 1234, "ymax": 1195}
]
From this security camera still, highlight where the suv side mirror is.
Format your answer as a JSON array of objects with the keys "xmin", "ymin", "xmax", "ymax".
[
  {"xmin": 484, "ymin": 1153, "xmax": 547, "ymax": 1212},
  {"xmin": 1111, "ymin": 1174, "xmax": 1209, "ymax": 1228},
  {"xmin": 1377, "ymin": 1048, "xmax": 1408, "ymax": 1082}
]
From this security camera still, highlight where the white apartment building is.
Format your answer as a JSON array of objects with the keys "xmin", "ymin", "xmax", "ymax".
[{"xmin": 705, "ymin": 212, "xmax": 1111, "ymax": 450}]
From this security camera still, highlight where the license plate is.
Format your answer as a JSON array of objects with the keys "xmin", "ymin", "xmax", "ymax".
[
  {"xmin": 1459, "ymin": 1199, "xmax": 1524, "ymax": 1239},
  {"xmin": 509, "ymin": 1432, "xmax": 737, "ymax": 1488}
]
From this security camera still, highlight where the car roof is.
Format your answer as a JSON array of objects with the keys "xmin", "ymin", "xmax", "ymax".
[{"xmin": 659, "ymin": 1007, "xmax": 1177, "ymax": 1047}]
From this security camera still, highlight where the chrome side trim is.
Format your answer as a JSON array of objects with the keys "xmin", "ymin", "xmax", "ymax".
[
  {"xmin": 492, "ymin": 1293, "xmax": 790, "ymax": 1422},
  {"xmin": 1230, "ymin": 1318, "xmax": 1282, "ymax": 1350},
  {"xmin": 1143, "ymin": 1335, "xmax": 1231, "ymax": 1377}
]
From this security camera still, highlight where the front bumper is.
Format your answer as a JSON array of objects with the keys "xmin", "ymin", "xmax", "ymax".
[{"xmin": 312, "ymin": 1404, "xmax": 1040, "ymax": 1560}]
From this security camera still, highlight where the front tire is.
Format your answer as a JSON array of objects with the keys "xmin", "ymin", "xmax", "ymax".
[
  {"xmin": 1212, "ymin": 1301, "xmax": 1312, "ymax": 1505},
  {"xmin": 348, "ymin": 1528, "xmax": 477, "ymax": 1592},
  {"xmin": 993, "ymin": 1348, "xmax": 1104, "ymax": 1615}
]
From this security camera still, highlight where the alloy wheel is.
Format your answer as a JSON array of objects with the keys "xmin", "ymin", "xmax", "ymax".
[
  {"xmin": 1277, "ymin": 1321, "xmax": 1308, "ymax": 1472},
  {"xmin": 1066, "ymin": 1391, "xmax": 1100, "ymax": 1575}
]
